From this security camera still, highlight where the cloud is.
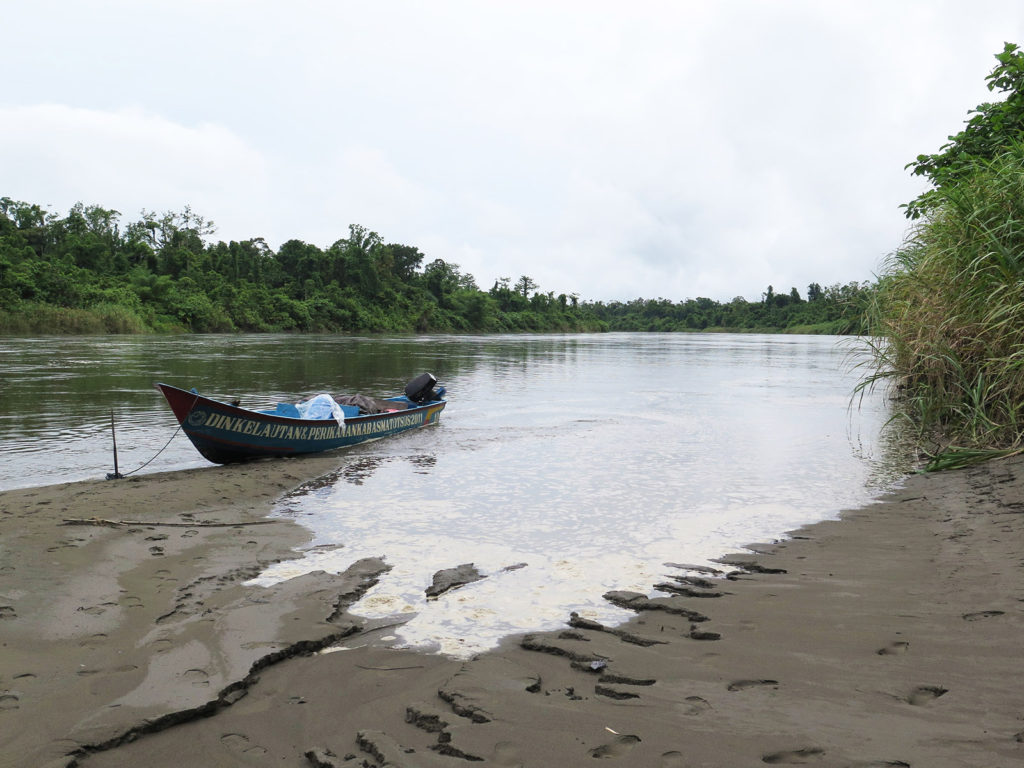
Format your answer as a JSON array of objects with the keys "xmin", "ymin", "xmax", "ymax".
[{"xmin": 0, "ymin": 104, "xmax": 270, "ymax": 236}]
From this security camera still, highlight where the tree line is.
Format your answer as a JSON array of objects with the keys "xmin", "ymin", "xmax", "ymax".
[{"xmin": 0, "ymin": 197, "xmax": 868, "ymax": 335}]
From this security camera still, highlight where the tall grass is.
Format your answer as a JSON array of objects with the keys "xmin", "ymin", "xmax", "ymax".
[
  {"xmin": 858, "ymin": 146, "xmax": 1024, "ymax": 468},
  {"xmin": 0, "ymin": 302, "xmax": 151, "ymax": 335}
]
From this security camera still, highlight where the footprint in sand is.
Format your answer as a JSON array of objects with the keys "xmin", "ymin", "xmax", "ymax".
[
  {"xmin": 491, "ymin": 741, "xmax": 522, "ymax": 767},
  {"xmin": 846, "ymin": 761, "xmax": 910, "ymax": 767},
  {"xmin": 962, "ymin": 610, "xmax": 1004, "ymax": 621},
  {"xmin": 183, "ymin": 668, "xmax": 210, "ymax": 688},
  {"xmin": 152, "ymin": 570, "xmax": 178, "ymax": 585},
  {"xmin": 876, "ymin": 641, "xmax": 909, "ymax": 655},
  {"xmin": 79, "ymin": 633, "xmax": 108, "ymax": 649},
  {"xmin": 221, "ymin": 732, "xmax": 268, "ymax": 757},
  {"xmin": 728, "ymin": 679, "xmax": 779, "ymax": 692},
  {"xmin": 906, "ymin": 686, "xmax": 947, "ymax": 706},
  {"xmin": 0, "ymin": 606, "xmax": 16, "ymax": 619},
  {"xmin": 661, "ymin": 751, "xmax": 686, "ymax": 767},
  {"xmin": 680, "ymin": 695, "xmax": 712, "ymax": 716},
  {"xmin": 0, "ymin": 694, "xmax": 20, "ymax": 710},
  {"xmin": 589, "ymin": 734, "xmax": 641, "ymax": 758},
  {"xmin": 77, "ymin": 664, "xmax": 138, "ymax": 677},
  {"xmin": 762, "ymin": 747, "xmax": 824, "ymax": 764}
]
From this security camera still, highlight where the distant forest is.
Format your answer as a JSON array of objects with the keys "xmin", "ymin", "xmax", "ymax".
[{"xmin": 0, "ymin": 197, "xmax": 870, "ymax": 335}]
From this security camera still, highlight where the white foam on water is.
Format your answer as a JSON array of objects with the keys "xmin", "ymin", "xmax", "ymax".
[{"xmin": 247, "ymin": 334, "xmax": 911, "ymax": 658}]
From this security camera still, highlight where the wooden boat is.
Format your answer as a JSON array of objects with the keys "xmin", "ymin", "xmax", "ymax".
[{"xmin": 156, "ymin": 374, "xmax": 446, "ymax": 465}]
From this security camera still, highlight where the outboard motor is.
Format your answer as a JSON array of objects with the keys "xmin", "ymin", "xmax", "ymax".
[{"xmin": 405, "ymin": 372, "xmax": 444, "ymax": 404}]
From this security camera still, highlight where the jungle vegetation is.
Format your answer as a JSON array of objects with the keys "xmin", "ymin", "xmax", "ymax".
[
  {"xmin": 861, "ymin": 42, "xmax": 1024, "ymax": 467},
  {"xmin": 0, "ymin": 198, "xmax": 867, "ymax": 336}
]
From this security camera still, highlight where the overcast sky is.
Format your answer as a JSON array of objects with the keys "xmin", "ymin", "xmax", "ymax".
[{"xmin": 3, "ymin": 1, "xmax": 1022, "ymax": 302}]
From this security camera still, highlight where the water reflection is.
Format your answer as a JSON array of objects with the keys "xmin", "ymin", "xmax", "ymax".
[{"xmin": 284, "ymin": 454, "xmax": 436, "ymax": 494}]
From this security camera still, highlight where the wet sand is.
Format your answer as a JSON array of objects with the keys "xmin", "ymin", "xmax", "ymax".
[{"xmin": 1, "ymin": 455, "xmax": 1023, "ymax": 768}]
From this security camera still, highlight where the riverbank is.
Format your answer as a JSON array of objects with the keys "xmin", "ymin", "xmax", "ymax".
[{"xmin": 1, "ymin": 456, "xmax": 1022, "ymax": 768}]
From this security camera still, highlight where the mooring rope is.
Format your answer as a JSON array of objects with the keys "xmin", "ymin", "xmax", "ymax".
[{"xmin": 107, "ymin": 390, "xmax": 201, "ymax": 480}]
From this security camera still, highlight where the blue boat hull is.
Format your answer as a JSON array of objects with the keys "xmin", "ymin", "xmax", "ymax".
[{"xmin": 157, "ymin": 382, "xmax": 446, "ymax": 465}]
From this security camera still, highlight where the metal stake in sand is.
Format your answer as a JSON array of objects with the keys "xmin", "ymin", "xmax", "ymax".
[{"xmin": 107, "ymin": 409, "xmax": 123, "ymax": 480}]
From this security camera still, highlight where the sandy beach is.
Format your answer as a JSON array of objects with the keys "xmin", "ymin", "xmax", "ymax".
[{"xmin": 2, "ymin": 454, "xmax": 1023, "ymax": 768}]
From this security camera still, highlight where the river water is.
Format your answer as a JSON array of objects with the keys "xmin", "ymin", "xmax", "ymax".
[{"xmin": 0, "ymin": 333, "xmax": 910, "ymax": 655}]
